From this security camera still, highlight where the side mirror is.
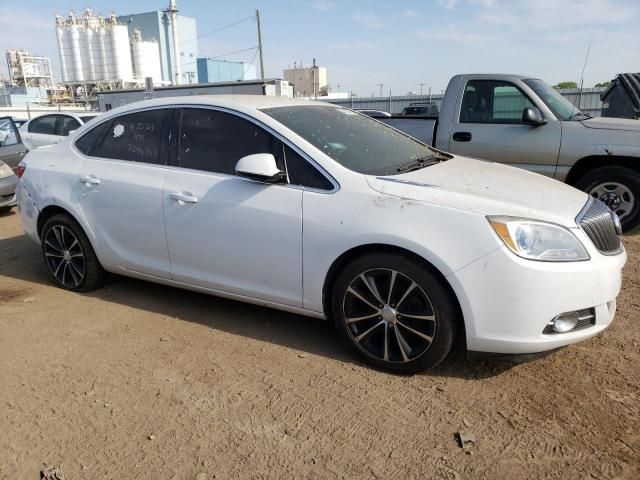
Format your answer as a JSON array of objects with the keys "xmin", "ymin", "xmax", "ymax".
[
  {"xmin": 522, "ymin": 107, "xmax": 546, "ymax": 126},
  {"xmin": 235, "ymin": 153, "xmax": 286, "ymax": 183}
]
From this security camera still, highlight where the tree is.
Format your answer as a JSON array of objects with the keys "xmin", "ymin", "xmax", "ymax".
[
  {"xmin": 594, "ymin": 81, "xmax": 611, "ymax": 88},
  {"xmin": 554, "ymin": 81, "xmax": 578, "ymax": 89}
]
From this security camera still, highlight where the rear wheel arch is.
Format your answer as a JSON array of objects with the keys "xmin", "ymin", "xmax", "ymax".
[
  {"xmin": 37, "ymin": 205, "xmax": 79, "ymax": 239},
  {"xmin": 322, "ymin": 244, "xmax": 466, "ymax": 345}
]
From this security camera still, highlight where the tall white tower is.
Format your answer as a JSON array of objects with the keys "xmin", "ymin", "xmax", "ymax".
[{"xmin": 168, "ymin": 0, "xmax": 181, "ymax": 85}]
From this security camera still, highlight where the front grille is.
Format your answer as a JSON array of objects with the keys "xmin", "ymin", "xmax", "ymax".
[
  {"xmin": 577, "ymin": 199, "xmax": 622, "ymax": 254},
  {"xmin": 543, "ymin": 308, "xmax": 596, "ymax": 334}
]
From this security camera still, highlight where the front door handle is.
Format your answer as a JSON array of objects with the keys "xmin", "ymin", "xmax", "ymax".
[
  {"xmin": 170, "ymin": 192, "xmax": 199, "ymax": 204},
  {"xmin": 79, "ymin": 175, "xmax": 101, "ymax": 185},
  {"xmin": 452, "ymin": 131, "xmax": 472, "ymax": 142}
]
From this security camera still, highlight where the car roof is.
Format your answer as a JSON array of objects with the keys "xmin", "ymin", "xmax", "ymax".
[{"xmin": 103, "ymin": 95, "xmax": 337, "ymax": 118}]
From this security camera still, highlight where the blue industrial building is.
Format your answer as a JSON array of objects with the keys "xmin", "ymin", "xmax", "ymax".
[
  {"xmin": 117, "ymin": 10, "xmax": 198, "ymax": 84},
  {"xmin": 196, "ymin": 59, "xmax": 257, "ymax": 83}
]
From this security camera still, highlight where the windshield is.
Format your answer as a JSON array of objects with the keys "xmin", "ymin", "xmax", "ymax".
[
  {"xmin": 262, "ymin": 106, "xmax": 447, "ymax": 175},
  {"xmin": 523, "ymin": 79, "xmax": 583, "ymax": 120}
]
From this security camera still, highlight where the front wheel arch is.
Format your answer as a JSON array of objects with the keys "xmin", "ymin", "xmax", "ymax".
[{"xmin": 322, "ymin": 244, "xmax": 466, "ymax": 347}]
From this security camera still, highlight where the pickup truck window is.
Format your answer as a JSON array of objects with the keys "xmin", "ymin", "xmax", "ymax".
[
  {"xmin": 262, "ymin": 106, "xmax": 446, "ymax": 176},
  {"xmin": 523, "ymin": 79, "xmax": 582, "ymax": 120},
  {"xmin": 460, "ymin": 80, "xmax": 535, "ymax": 124}
]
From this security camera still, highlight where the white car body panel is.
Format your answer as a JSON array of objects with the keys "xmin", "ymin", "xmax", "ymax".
[
  {"xmin": 16, "ymin": 95, "xmax": 626, "ymax": 356},
  {"xmin": 162, "ymin": 168, "xmax": 303, "ymax": 307}
]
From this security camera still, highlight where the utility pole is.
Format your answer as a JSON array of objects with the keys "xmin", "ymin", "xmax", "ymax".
[
  {"xmin": 256, "ymin": 10, "xmax": 265, "ymax": 82},
  {"xmin": 377, "ymin": 83, "xmax": 384, "ymax": 97},
  {"xmin": 419, "ymin": 83, "xmax": 425, "ymax": 95},
  {"xmin": 428, "ymin": 86, "xmax": 432, "ymax": 102}
]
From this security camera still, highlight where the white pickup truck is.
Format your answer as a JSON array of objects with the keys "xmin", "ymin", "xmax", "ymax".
[{"xmin": 379, "ymin": 74, "xmax": 640, "ymax": 231}]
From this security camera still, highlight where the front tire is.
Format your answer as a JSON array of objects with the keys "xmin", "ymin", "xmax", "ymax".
[
  {"xmin": 331, "ymin": 252, "xmax": 457, "ymax": 374},
  {"xmin": 575, "ymin": 166, "xmax": 640, "ymax": 232},
  {"xmin": 41, "ymin": 213, "xmax": 105, "ymax": 292}
]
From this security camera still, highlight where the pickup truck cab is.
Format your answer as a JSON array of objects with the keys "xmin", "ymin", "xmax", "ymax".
[{"xmin": 381, "ymin": 74, "xmax": 640, "ymax": 231}]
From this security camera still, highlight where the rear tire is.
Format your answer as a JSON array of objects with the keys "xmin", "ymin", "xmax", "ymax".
[
  {"xmin": 331, "ymin": 252, "xmax": 457, "ymax": 374},
  {"xmin": 575, "ymin": 166, "xmax": 640, "ymax": 232},
  {"xmin": 41, "ymin": 213, "xmax": 105, "ymax": 292}
]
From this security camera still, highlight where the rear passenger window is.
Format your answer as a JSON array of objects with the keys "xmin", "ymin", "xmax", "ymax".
[
  {"xmin": 284, "ymin": 145, "xmax": 333, "ymax": 190},
  {"xmin": 97, "ymin": 109, "xmax": 166, "ymax": 164},
  {"xmin": 176, "ymin": 108, "xmax": 277, "ymax": 175},
  {"xmin": 28, "ymin": 115, "xmax": 57, "ymax": 135},
  {"xmin": 58, "ymin": 116, "xmax": 81, "ymax": 136},
  {"xmin": 75, "ymin": 122, "xmax": 110, "ymax": 156}
]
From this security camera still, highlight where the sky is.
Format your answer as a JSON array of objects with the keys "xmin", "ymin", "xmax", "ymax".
[{"xmin": 1, "ymin": 0, "xmax": 638, "ymax": 96}]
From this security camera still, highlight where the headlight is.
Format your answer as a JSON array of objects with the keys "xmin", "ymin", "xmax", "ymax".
[
  {"xmin": 0, "ymin": 163, "xmax": 14, "ymax": 179},
  {"xmin": 488, "ymin": 216, "xmax": 589, "ymax": 262}
]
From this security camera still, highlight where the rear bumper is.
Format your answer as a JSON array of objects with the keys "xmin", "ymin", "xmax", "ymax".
[{"xmin": 448, "ymin": 232, "xmax": 626, "ymax": 355}]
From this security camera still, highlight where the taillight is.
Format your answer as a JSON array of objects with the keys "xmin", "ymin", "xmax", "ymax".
[{"xmin": 16, "ymin": 163, "xmax": 26, "ymax": 178}]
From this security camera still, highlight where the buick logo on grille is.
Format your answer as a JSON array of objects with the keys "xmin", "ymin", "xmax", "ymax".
[{"xmin": 611, "ymin": 211, "xmax": 622, "ymax": 235}]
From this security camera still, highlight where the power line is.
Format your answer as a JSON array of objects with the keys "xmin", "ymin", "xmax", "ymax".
[
  {"xmin": 179, "ymin": 14, "xmax": 255, "ymax": 45},
  {"xmin": 242, "ymin": 48, "xmax": 260, "ymax": 79},
  {"xmin": 180, "ymin": 46, "xmax": 259, "ymax": 68}
]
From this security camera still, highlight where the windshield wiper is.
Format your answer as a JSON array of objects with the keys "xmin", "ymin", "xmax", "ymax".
[{"xmin": 396, "ymin": 155, "xmax": 444, "ymax": 172}]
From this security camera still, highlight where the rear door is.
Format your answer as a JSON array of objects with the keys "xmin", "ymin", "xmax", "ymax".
[
  {"xmin": 0, "ymin": 117, "xmax": 27, "ymax": 170},
  {"xmin": 22, "ymin": 114, "xmax": 59, "ymax": 149},
  {"xmin": 448, "ymin": 79, "xmax": 562, "ymax": 177},
  {"xmin": 74, "ymin": 108, "xmax": 172, "ymax": 279}
]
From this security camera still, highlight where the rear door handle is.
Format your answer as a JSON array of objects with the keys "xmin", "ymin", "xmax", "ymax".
[
  {"xmin": 452, "ymin": 131, "xmax": 472, "ymax": 142},
  {"xmin": 170, "ymin": 192, "xmax": 198, "ymax": 204},
  {"xmin": 79, "ymin": 175, "xmax": 101, "ymax": 185}
]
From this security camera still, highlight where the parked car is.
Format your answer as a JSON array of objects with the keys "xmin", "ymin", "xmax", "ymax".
[
  {"xmin": 355, "ymin": 109, "xmax": 392, "ymax": 118},
  {"xmin": 12, "ymin": 118, "xmax": 28, "ymax": 128},
  {"xmin": 0, "ymin": 116, "xmax": 27, "ymax": 211},
  {"xmin": 379, "ymin": 74, "xmax": 640, "ymax": 231},
  {"xmin": 17, "ymin": 96, "xmax": 625, "ymax": 373},
  {"xmin": 401, "ymin": 102, "xmax": 439, "ymax": 117},
  {"xmin": 19, "ymin": 112, "xmax": 100, "ymax": 150}
]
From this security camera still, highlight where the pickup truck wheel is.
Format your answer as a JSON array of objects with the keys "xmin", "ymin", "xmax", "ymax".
[
  {"xmin": 41, "ymin": 214, "xmax": 105, "ymax": 292},
  {"xmin": 575, "ymin": 166, "xmax": 640, "ymax": 232},
  {"xmin": 331, "ymin": 253, "xmax": 456, "ymax": 374}
]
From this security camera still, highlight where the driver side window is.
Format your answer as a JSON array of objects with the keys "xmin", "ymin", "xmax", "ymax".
[{"xmin": 461, "ymin": 80, "xmax": 536, "ymax": 124}]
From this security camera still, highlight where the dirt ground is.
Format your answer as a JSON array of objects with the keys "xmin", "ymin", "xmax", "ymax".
[{"xmin": 0, "ymin": 209, "xmax": 638, "ymax": 480}]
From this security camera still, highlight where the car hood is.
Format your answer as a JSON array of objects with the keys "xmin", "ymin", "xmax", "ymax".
[
  {"xmin": 580, "ymin": 116, "xmax": 640, "ymax": 132},
  {"xmin": 365, "ymin": 156, "xmax": 589, "ymax": 228}
]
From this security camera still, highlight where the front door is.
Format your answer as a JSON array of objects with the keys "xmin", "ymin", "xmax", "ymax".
[
  {"xmin": 162, "ymin": 107, "xmax": 303, "ymax": 307},
  {"xmin": 448, "ymin": 79, "xmax": 562, "ymax": 177},
  {"xmin": 0, "ymin": 117, "xmax": 27, "ymax": 170},
  {"xmin": 74, "ymin": 108, "xmax": 172, "ymax": 279}
]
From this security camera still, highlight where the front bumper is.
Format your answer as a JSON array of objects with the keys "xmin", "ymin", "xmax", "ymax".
[
  {"xmin": 448, "ymin": 229, "xmax": 626, "ymax": 355},
  {"xmin": 0, "ymin": 174, "xmax": 18, "ymax": 208}
]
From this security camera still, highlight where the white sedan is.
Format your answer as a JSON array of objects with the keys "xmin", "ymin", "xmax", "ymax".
[
  {"xmin": 19, "ymin": 112, "xmax": 100, "ymax": 150},
  {"xmin": 16, "ymin": 96, "xmax": 625, "ymax": 373}
]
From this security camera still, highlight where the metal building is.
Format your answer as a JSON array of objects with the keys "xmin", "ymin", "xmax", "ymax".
[
  {"xmin": 117, "ymin": 2, "xmax": 198, "ymax": 85},
  {"xmin": 97, "ymin": 79, "xmax": 293, "ymax": 111},
  {"xmin": 197, "ymin": 58, "xmax": 257, "ymax": 83}
]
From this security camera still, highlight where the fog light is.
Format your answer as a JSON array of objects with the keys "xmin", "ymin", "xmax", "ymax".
[{"xmin": 552, "ymin": 311, "xmax": 580, "ymax": 333}]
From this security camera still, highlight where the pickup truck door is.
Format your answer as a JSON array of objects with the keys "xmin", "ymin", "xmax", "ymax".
[{"xmin": 447, "ymin": 79, "xmax": 562, "ymax": 177}]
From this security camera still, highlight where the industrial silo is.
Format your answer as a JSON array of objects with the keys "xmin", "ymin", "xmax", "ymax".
[
  {"xmin": 55, "ymin": 15, "xmax": 70, "ymax": 82},
  {"xmin": 131, "ymin": 29, "xmax": 162, "ymax": 85}
]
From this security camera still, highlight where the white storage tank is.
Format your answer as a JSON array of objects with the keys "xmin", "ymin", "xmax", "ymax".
[
  {"xmin": 131, "ymin": 29, "xmax": 162, "ymax": 85},
  {"xmin": 55, "ymin": 15, "xmax": 70, "ymax": 82}
]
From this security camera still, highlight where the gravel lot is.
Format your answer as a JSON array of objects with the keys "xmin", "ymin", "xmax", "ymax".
[{"xmin": 0, "ymin": 209, "xmax": 638, "ymax": 479}]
